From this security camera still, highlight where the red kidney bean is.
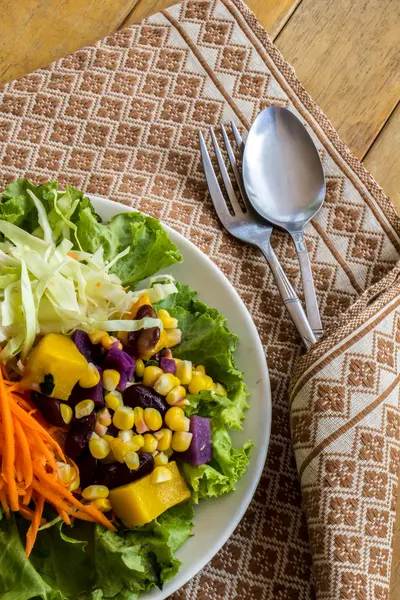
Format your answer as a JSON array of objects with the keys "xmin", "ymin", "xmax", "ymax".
[
  {"xmin": 65, "ymin": 411, "xmax": 97, "ymax": 459},
  {"xmin": 136, "ymin": 304, "xmax": 157, "ymax": 319},
  {"xmin": 94, "ymin": 453, "xmax": 154, "ymax": 488},
  {"xmin": 31, "ymin": 391, "xmax": 70, "ymax": 427},
  {"xmin": 75, "ymin": 449, "xmax": 97, "ymax": 489},
  {"xmin": 123, "ymin": 384, "xmax": 167, "ymax": 416}
]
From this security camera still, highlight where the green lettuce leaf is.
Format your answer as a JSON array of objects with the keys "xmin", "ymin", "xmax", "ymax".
[
  {"xmin": 156, "ymin": 283, "xmax": 249, "ymax": 429},
  {"xmin": 0, "ymin": 510, "xmax": 92, "ymax": 600},
  {"xmin": 73, "ymin": 208, "xmax": 182, "ymax": 288},
  {"xmin": 0, "ymin": 179, "xmax": 183, "ymax": 288},
  {"xmin": 92, "ymin": 503, "xmax": 193, "ymax": 600},
  {"xmin": 182, "ymin": 423, "xmax": 253, "ymax": 503}
]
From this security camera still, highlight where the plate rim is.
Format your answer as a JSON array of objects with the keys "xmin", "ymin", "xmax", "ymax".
[{"xmin": 88, "ymin": 193, "xmax": 271, "ymax": 598}]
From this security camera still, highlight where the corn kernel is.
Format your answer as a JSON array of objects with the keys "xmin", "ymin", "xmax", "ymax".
[
  {"xmin": 103, "ymin": 369, "xmax": 121, "ymax": 392},
  {"xmin": 90, "ymin": 432, "xmax": 99, "ymax": 440},
  {"xmin": 113, "ymin": 406, "xmax": 134, "ymax": 430},
  {"xmin": 152, "ymin": 466, "xmax": 173, "ymax": 484},
  {"xmin": 88, "ymin": 330, "xmax": 107, "ymax": 344},
  {"xmin": 60, "ymin": 403, "xmax": 73, "ymax": 425},
  {"xmin": 82, "ymin": 485, "xmax": 109, "ymax": 501},
  {"xmin": 142, "ymin": 365, "xmax": 163, "ymax": 387},
  {"xmin": 94, "ymin": 422, "xmax": 108, "ymax": 437},
  {"xmin": 79, "ymin": 363, "xmax": 101, "ymax": 388},
  {"xmin": 165, "ymin": 328, "xmax": 182, "ymax": 348},
  {"xmin": 97, "ymin": 407, "xmax": 112, "ymax": 427},
  {"xmin": 103, "ymin": 434, "xmax": 115, "ymax": 445},
  {"xmin": 213, "ymin": 382, "xmax": 227, "ymax": 396},
  {"xmin": 165, "ymin": 407, "xmax": 184, "ymax": 427},
  {"xmin": 155, "ymin": 429, "xmax": 172, "ymax": 451},
  {"xmin": 105, "ymin": 391, "xmax": 122, "ymax": 411},
  {"xmin": 124, "ymin": 451, "xmax": 140, "ymax": 470},
  {"xmin": 118, "ymin": 429, "xmax": 133, "ymax": 443},
  {"xmin": 75, "ymin": 399, "xmax": 95, "ymax": 419},
  {"xmin": 117, "ymin": 330, "xmax": 128, "ymax": 346},
  {"xmin": 102, "ymin": 335, "xmax": 122, "ymax": 351},
  {"xmin": 204, "ymin": 375, "xmax": 214, "ymax": 391},
  {"xmin": 188, "ymin": 371, "xmax": 209, "ymax": 395},
  {"xmin": 113, "ymin": 441, "xmax": 134, "ymax": 463},
  {"xmin": 171, "ymin": 431, "xmax": 193, "ymax": 452},
  {"xmin": 166, "ymin": 385, "xmax": 186, "ymax": 406},
  {"xmin": 157, "ymin": 309, "xmax": 178, "ymax": 330},
  {"xmin": 92, "ymin": 498, "xmax": 112, "ymax": 512},
  {"xmin": 195, "ymin": 365, "xmax": 206, "ymax": 374},
  {"xmin": 142, "ymin": 433, "xmax": 158, "ymax": 453},
  {"xmin": 176, "ymin": 398, "xmax": 190, "ymax": 407},
  {"xmin": 89, "ymin": 437, "xmax": 111, "ymax": 459},
  {"xmin": 175, "ymin": 360, "xmax": 192, "ymax": 385},
  {"xmin": 57, "ymin": 462, "xmax": 74, "ymax": 484},
  {"xmin": 153, "ymin": 373, "xmax": 180, "ymax": 396},
  {"xmin": 69, "ymin": 472, "xmax": 80, "ymax": 492},
  {"xmin": 154, "ymin": 452, "xmax": 169, "ymax": 467},
  {"xmin": 163, "ymin": 348, "xmax": 173, "ymax": 359},
  {"xmin": 131, "ymin": 434, "xmax": 145, "ymax": 451},
  {"xmin": 143, "ymin": 407, "xmax": 163, "ymax": 431},
  {"xmin": 135, "ymin": 358, "xmax": 145, "ymax": 378},
  {"xmin": 165, "ymin": 407, "xmax": 190, "ymax": 432},
  {"xmin": 134, "ymin": 406, "xmax": 149, "ymax": 434}
]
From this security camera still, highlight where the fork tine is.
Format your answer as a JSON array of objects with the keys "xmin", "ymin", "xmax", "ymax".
[
  {"xmin": 230, "ymin": 121, "xmax": 245, "ymax": 158},
  {"xmin": 210, "ymin": 127, "xmax": 243, "ymax": 215},
  {"xmin": 220, "ymin": 123, "xmax": 249, "ymax": 208},
  {"xmin": 199, "ymin": 131, "xmax": 232, "ymax": 228}
]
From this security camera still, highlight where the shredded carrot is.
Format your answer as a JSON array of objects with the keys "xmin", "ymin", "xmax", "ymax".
[
  {"xmin": 22, "ymin": 486, "xmax": 33, "ymax": 506},
  {"xmin": 0, "ymin": 367, "xmax": 116, "ymax": 558},
  {"xmin": 19, "ymin": 505, "xmax": 34, "ymax": 521},
  {"xmin": 58, "ymin": 510, "xmax": 71, "ymax": 526},
  {"xmin": 0, "ymin": 489, "xmax": 9, "ymax": 515},
  {"xmin": 14, "ymin": 419, "xmax": 33, "ymax": 488},
  {"xmin": 0, "ymin": 370, "xmax": 18, "ymax": 510},
  {"xmin": 25, "ymin": 496, "xmax": 45, "ymax": 558},
  {"xmin": 71, "ymin": 510, "xmax": 97, "ymax": 523}
]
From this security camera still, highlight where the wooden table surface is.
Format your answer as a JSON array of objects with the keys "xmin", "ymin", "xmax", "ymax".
[{"xmin": 0, "ymin": 0, "xmax": 399, "ymax": 595}]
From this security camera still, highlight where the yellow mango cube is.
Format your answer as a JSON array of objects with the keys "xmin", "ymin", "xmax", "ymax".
[
  {"xmin": 21, "ymin": 334, "xmax": 88, "ymax": 400},
  {"xmin": 109, "ymin": 461, "xmax": 191, "ymax": 527}
]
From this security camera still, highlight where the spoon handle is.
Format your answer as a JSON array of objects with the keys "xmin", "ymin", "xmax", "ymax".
[
  {"xmin": 259, "ymin": 243, "xmax": 316, "ymax": 350},
  {"xmin": 291, "ymin": 231, "xmax": 323, "ymax": 339}
]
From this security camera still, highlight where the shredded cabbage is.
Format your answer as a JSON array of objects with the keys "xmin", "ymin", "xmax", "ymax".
[{"xmin": 0, "ymin": 225, "xmax": 176, "ymax": 362}]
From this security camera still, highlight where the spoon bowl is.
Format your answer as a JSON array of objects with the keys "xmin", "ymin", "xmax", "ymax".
[
  {"xmin": 242, "ymin": 106, "xmax": 326, "ymax": 339},
  {"xmin": 242, "ymin": 106, "xmax": 325, "ymax": 230}
]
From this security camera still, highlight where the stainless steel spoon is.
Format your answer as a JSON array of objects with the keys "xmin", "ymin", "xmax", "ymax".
[{"xmin": 242, "ymin": 106, "xmax": 326, "ymax": 339}]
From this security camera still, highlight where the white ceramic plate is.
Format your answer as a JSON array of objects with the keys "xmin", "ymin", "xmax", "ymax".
[{"xmin": 90, "ymin": 195, "xmax": 271, "ymax": 599}]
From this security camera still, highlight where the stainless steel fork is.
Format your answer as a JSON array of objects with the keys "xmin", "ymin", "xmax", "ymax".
[{"xmin": 199, "ymin": 122, "xmax": 316, "ymax": 350}]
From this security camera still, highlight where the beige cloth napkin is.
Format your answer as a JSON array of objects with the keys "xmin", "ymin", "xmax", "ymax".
[
  {"xmin": 291, "ymin": 265, "xmax": 400, "ymax": 600},
  {"xmin": 0, "ymin": 1, "xmax": 398, "ymax": 598}
]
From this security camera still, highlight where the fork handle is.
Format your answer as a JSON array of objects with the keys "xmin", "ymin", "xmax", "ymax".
[{"xmin": 260, "ymin": 245, "xmax": 316, "ymax": 350}]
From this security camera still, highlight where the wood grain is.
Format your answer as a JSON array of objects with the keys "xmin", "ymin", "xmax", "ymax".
[
  {"xmin": 364, "ymin": 103, "xmax": 400, "ymax": 210},
  {"xmin": 122, "ymin": 0, "xmax": 178, "ymax": 28},
  {"xmin": 244, "ymin": 0, "xmax": 301, "ymax": 38},
  {"xmin": 275, "ymin": 0, "xmax": 400, "ymax": 158},
  {"xmin": 0, "ymin": 0, "xmax": 137, "ymax": 84}
]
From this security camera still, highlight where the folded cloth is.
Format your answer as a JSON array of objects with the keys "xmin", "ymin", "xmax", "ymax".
[{"xmin": 291, "ymin": 264, "xmax": 400, "ymax": 600}]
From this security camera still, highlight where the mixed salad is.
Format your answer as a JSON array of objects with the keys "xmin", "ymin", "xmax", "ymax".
[{"xmin": 0, "ymin": 179, "xmax": 252, "ymax": 600}]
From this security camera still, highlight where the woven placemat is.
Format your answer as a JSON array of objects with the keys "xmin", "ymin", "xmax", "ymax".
[{"xmin": 0, "ymin": 1, "xmax": 399, "ymax": 598}]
